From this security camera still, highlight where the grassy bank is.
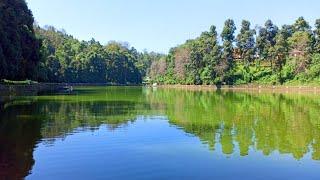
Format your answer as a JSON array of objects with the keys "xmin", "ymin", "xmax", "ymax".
[
  {"xmin": 156, "ymin": 84, "xmax": 320, "ymax": 93},
  {"xmin": 0, "ymin": 83, "xmax": 67, "ymax": 97},
  {"xmin": 0, "ymin": 79, "xmax": 38, "ymax": 85}
]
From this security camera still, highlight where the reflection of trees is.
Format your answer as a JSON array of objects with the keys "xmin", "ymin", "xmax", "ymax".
[
  {"xmin": 147, "ymin": 89, "xmax": 320, "ymax": 160},
  {"xmin": 38, "ymin": 101, "xmax": 148, "ymax": 140},
  {"xmin": 32, "ymin": 87, "xmax": 157, "ymax": 140},
  {"xmin": 0, "ymin": 87, "xmax": 154, "ymax": 178},
  {"xmin": 1, "ymin": 86, "xmax": 320, "ymax": 179},
  {"xmin": 0, "ymin": 104, "xmax": 42, "ymax": 179}
]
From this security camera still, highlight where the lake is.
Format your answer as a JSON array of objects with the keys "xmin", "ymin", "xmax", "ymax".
[{"xmin": 0, "ymin": 86, "xmax": 320, "ymax": 179}]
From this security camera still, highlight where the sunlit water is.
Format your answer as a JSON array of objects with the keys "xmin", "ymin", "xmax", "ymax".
[{"xmin": 0, "ymin": 87, "xmax": 320, "ymax": 179}]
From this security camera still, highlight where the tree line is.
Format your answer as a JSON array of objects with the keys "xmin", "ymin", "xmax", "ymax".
[
  {"xmin": 0, "ymin": 0, "xmax": 164, "ymax": 84},
  {"xmin": 35, "ymin": 26, "xmax": 146, "ymax": 84},
  {"xmin": 149, "ymin": 17, "xmax": 320, "ymax": 85},
  {"xmin": 1, "ymin": 0, "xmax": 320, "ymax": 85}
]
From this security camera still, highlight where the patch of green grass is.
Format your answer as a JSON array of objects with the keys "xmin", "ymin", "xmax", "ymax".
[{"xmin": 1, "ymin": 79, "xmax": 38, "ymax": 85}]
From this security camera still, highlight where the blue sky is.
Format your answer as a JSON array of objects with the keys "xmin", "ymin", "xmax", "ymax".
[{"xmin": 26, "ymin": 0, "xmax": 320, "ymax": 53}]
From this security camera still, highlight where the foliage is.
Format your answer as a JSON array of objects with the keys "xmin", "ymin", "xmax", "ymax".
[
  {"xmin": 2, "ymin": 1, "xmax": 320, "ymax": 86},
  {"xmin": 0, "ymin": 0, "xmax": 40, "ymax": 80},
  {"xmin": 236, "ymin": 20, "xmax": 256, "ymax": 65},
  {"xmin": 314, "ymin": 19, "xmax": 320, "ymax": 53},
  {"xmin": 151, "ymin": 17, "xmax": 320, "ymax": 85},
  {"xmin": 34, "ymin": 27, "xmax": 147, "ymax": 84}
]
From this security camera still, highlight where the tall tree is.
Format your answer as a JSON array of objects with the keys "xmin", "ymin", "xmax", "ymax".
[
  {"xmin": 288, "ymin": 31, "xmax": 313, "ymax": 73},
  {"xmin": 293, "ymin": 17, "xmax": 311, "ymax": 33},
  {"xmin": 236, "ymin": 20, "xmax": 256, "ymax": 66},
  {"xmin": 256, "ymin": 27, "xmax": 269, "ymax": 61},
  {"xmin": 256, "ymin": 20, "xmax": 278, "ymax": 68},
  {"xmin": 0, "ymin": 0, "xmax": 40, "ymax": 80},
  {"xmin": 173, "ymin": 47, "xmax": 191, "ymax": 82},
  {"xmin": 314, "ymin": 19, "xmax": 320, "ymax": 53},
  {"xmin": 271, "ymin": 27, "xmax": 290, "ymax": 83},
  {"xmin": 265, "ymin": 20, "xmax": 279, "ymax": 46},
  {"xmin": 218, "ymin": 19, "xmax": 236, "ymax": 84},
  {"xmin": 189, "ymin": 40, "xmax": 204, "ymax": 85},
  {"xmin": 201, "ymin": 25, "xmax": 221, "ymax": 84}
]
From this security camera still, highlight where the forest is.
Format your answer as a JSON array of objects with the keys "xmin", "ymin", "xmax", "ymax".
[
  {"xmin": 34, "ymin": 26, "xmax": 162, "ymax": 84},
  {"xmin": 1, "ymin": 0, "xmax": 320, "ymax": 85},
  {"xmin": 150, "ymin": 18, "xmax": 320, "ymax": 85},
  {"xmin": 0, "ymin": 0, "xmax": 162, "ymax": 84}
]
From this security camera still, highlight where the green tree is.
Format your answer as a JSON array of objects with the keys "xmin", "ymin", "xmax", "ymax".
[
  {"xmin": 136, "ymin": 51, "xmax": 164, "ymax": 78},
  {"xmin": 0, "ymin": 0, "xmax": 40, "ymax": 80},
  {"xmin": 201, "ymin": 26, "xmax": 221, "ymax": 84},
  {"xmin": 288, "ymin": 31, "xmax": 313, "ymax": 73},
  {"xmin": 314, "ymin": 19, "xmax": 320, "ymax": 53},
  {"xmin": 293, "ymin": 17, "xmax": 311, "ymax": 33},
  {"xmin": 271, "ymin": 30, "xmax": 289, "ymax": 83},
  {"xmin": 189, "ymin": 40, "xmax": 204, "ymax": 85},
  {"xmin": 236, "ymin": 20, "xmax": 256, "ymax": 66},
  {"xmin": 256, "ymin": 20, "xmax": 278, "ymax": 68},
  {"xmin": 84, "ymin": 52, "xmax": 106, "ymax": 83},
  {"xmin": 219, "ymin": 19, "xmax": 236, "ymax": 84},
  {"xmin": 105, "ymin": 42, "xmax": 141, "ymax": 84},
  {"xmin": 46, "ymin": 55, "xmax": 62, "ymax": 82}
]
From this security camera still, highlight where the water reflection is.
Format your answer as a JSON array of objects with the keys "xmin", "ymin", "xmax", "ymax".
[
  {"xmin": 0, "ymin": 101, "xmax": 42, "ymax": 179},
  {"xmin": 0, "ymin": 87, "xmax": 320, "ymax": 178},
  {"xmin": 148, "ymin": 89, "xmax": 320, "ymax": 160}
]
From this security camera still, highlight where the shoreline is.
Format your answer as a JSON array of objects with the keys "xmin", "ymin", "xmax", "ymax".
[
  {"xmin": 2, "ymin": 83, "xmax": 320, "ymax": 97},
  {"xmin": 0, "ymin": 83, "xmax": 66, "ymax": 107},
  {"xmin": 1, "ymin": 83, "xmax": 320, "ymax": 110},
  {"xmin": 0, "ymin": 83, "xmax": 140, "ymax": 100},
  {"xmin": 0, "ymin": 83, "xmax": 67, "ymax": 96},
  {"xmin": 156, "ymin": 84, "xmax": 320, "ymax": 93}
]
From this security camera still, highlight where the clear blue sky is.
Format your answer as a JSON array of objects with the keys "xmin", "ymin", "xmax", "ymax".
[{"xmin": 26, "ymin": 0, "xmax": 320, "ymax": 53}]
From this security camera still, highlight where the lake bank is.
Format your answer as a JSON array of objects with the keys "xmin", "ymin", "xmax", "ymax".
[
  {"xmin": 2, "ymin": 83, "xmax": 320, "ymax": 97},
  {"xmin": 0, "ymin": 83, "xmax": 142, "ymax": 106},
  {"xmin": 0, "ymin": 83, "xmax": 67, "ymax": 109},
  {"xmin": 157, "ymin": 84, "xmax": 320, "ymax": 93},
  {"xmin": 0, "ymin": 83, "xmax": 136, "ymax": 95},
  {"xmin": 0, "ymin": 83, "xmax": 67, "ymax": 97}
]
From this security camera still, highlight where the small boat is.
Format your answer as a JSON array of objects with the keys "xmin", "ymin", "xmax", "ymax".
[{"xmin": 62, "ymin": 85, "xmax": 73, "ymax": 92}]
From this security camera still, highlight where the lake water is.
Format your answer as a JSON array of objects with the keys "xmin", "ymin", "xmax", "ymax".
[{"xmin": 0, "ymin": 87, "xmax": 320, "ymax": 179}]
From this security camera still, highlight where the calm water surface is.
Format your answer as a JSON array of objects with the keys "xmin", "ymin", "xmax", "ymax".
[{"xmin": 0, "ymin": 87, "xmax": 320, "ymax": 179}]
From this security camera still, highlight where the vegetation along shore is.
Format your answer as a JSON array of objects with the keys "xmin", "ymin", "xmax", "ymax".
[
  {"xmin": 156, "ymin": 84, "xmax": 320, "ymax": 93},
  {"xmin": 1, "ymin": 1, "xmax": 320, "ymax": 86}
]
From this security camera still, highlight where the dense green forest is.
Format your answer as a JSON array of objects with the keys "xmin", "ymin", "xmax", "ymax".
[
  {"xmin": 1, "ymin": 0, "xmax": 320, "ymax": 85},
  {"xmin": 150, "ymin": 18, "xmax": 320, "ymax": 85},
  {"xmin": 34, "ymin": 26, "xmax": 164, "ymax": 84},
  {"xmin": 0, "ymin": 0, "xmax": 163, "ymax": 84},
  {"xmin": 0, "ymin": 0, "xmax": 40, "ymax": 80}
]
